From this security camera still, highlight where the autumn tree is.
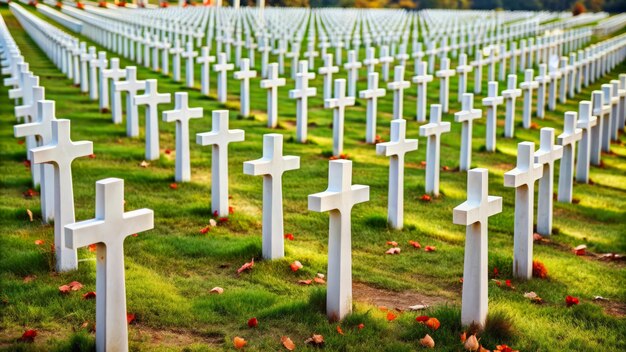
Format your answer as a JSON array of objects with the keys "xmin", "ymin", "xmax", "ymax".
[{"xmin": 571, "ymin": 1, "xmax": 585, "ymax": 15}]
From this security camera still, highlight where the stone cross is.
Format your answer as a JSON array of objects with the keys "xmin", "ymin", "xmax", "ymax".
[
  {"xmin": 455, "ymin": 93, "xmax": 482, "ymax": 171},
  {"xmin": 359, "ymin": 72, "xmax": 386, "ymax": 144},
  {"xmin": 344, "ymin": 50, "xmax": 362, "ymax": 98},
  {"xmin": 363, "ymin": 47, "xmax": 378, "ymax": 74},
  {"xmin": 420, "ymin": 104, "xmax": 450, "ymax": 197},
  {"xmin": 387, "ymin": 65, "xmax": 410, "ymax": 120},
  {"xmin": 473, "ymin": 50, "xmax": 485, "ymax": 94},
  {"xmin": 325, "ymin": 79, "xmax": 355, "ymax": 157},
  {"xmin": 618, "ymin": 74, "xmax": 626, "ymax": 132},
  {"xmin": 80, "ymin": 46, "xmax": 95, "ymax": 94},
  {"xmin": 535, "ymin": 64, "xmax": 551, "ymax": 119},
  {"xmin": 519, "ymin": 69, "xmax": 538, "ymax": 129},
  {"xmin": 558, "ymin": 57, "xmax": 570, "ymax": 104},
  {"xmin": 601, "ymin": 84, "xmax": 616, "ymax": 151},
  {"xmin": 14, "ymin": 81, "xmax": 43, "ymax": 187},
  {"xmin": 94, "ymin": 52, "xmax": 108, "ymax": 111},
  {"xmin": 65, "ymin": 178, "xmax": 154, "ymax": 352},
  {"xmin": 575, "ymin": 101, "xmax": 597, "ymax": 184},
  {"xmin": 379, "ymin": 45, "xmax": 394, "ymax": 82},
  {"xmin": 196, "ymin": 110, "xmax": 245, "ymax": 216},
  {"xmin": 197, "ymin": 47, "xmax": 215, "ymax": 95},
  {"xmin": 14, "ymin": 100, "xmax": 56, "ymax": 224},
  {"xmin": 318, "ymin": 53, "xmax": 339, "ymax": 100},
  {"xmin": 547, "ymin": 62, "xmax": 561, "ymax": 111},
  {"xmin": 163, "ymin": 92, "xmax": 203, "ymax": 182},
  {"xmin": 482, "ymin": 81, "xmax": 503, "ymax": 152},
  {"xmin": 435, "ymin": 57, "xmax": 455, "ymax": 113},
  {"xmin": 304, "ymin": 41, "xmax": 319, "ymax": 70},
  {"xmin": 308, "ymin": 160, "xmax": 369, "ymax": 321},
  {"xmin": 376, "ymin": 119, "xmax": 417, "ymax": 230},
  {"xmin": 453, "ymin": 168, "xmax": 502, "ymax": 328},
  {"xmin": 243, "ymin": 134, "xmax": 300, "ymax": 259},
  {"xmin": 214, "ymin": 52, "xmax": 234, "ymax": 103},
  {"xmin": 504, "ymin": 142, "xmax": 543, "ymax": 279},
  {"xmin": 114, "ymin": 67, "xmax": 146, "ymax": 138},
  {"xmin": 611, "ymin": 79, "xmax": 625, "ymax": 140},
  {"xmin": 259, "ymin": 37, "xmax": 271, "ymax": 78},
  {"xmin": 170, "ymin": 39, "xmax": 184, "ymax": 82},
  {"xmin": 502, "ymin": 74, "xmax": 522, "ymax": 138},
  {"xmin": 234, "ymin": 58, "xmax": 257, "ymax": 117},
  {"xmin": 101, "ymin": 58, "xmax": 126, "ymax": 123},
  {"xmin": 290, "ymin": 61, "xmax": 316, "ymax": 143},
  {"xmin": 286, "ymin": 42, "xmax": 300, "ymax": 80},
  {"xmin": 590, "ymin": 90, "xmax": 609, "ymax": 166},
  {"xmin": 87, "ymin": 49, "xmax": 101, "ymax": 101},
  {"xmin": 534, "ymin": 128, "xmax": 563, "ymax": 236},
  {"xmin": 260, "ymin": 63, "xmax": 286, "ymax": 128},
  {"xmin": 30, "ymin": 119, "xmax": 92, "ymax": 272},
  {"xmin": 557, "ymin": 112, "xmax": 582, "ymax": 203},
  {"xmin": 134, "ymin": 79, "xmax": 171, "ymax": 161},
  {"xmin": 161, "ymin": 41, "xmax": 171, "ymax": 76},
  {"xmin": 413, "ymin": 61, "xmax": 433, "ymax": 122},
  {"xmin": 456, "ymin": 53, "xmax": 472, "ymax": 102}
]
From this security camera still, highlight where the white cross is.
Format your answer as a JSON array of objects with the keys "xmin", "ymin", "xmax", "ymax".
[
  {"xmin": 436, "ymin": 57, "xmax": 455, "ymax": 113},
  {"xmin": 363, "ymin": 46, "xmax": 378, "ymax": 74},
  {"xmin": 502, "ymin": 74, "xmax": 522, "ymax": 139},
  {"xmin": 30, "ymin": 119, "xmax": 92, "ymax": 272},
  {"xmin": 259, "ymin": 37, "xmax": 271, "ymax": 77},
  {"xmin": 456, "ymin": 53, "xmax": 473, "ymax": 102},
  {"xmin": 273, "ymin": 39, "xmax": 287, "ymax": 75},
  {"xmin": 260, "ymin": 62, "xmax": 286, "ymax": 128},
  {"xmin": 308, "ymin": 160, "xmax": 369, "ymax": 321},
  {"xmin": 102, "ymin": 58, "xmax": 126, "ymax": 124},
  {"xmin": 14, "ymin": 100, "xmax": 56, "ymax": 224},
  {"xmin": 558, "ymin": 57, "xmax": 571, "ymax": 104},
  {"xmin": 196, "ymin": 110, "xmax": 245, "ymax": 216},
  {"xmin": 590, "ymin": 90, "xmax": 609, "ymax": 166},
  {"xmin": 359, "ymin": 72, "xmax": 386, "ymax": 144},
  {"xmin": 134, "ymin": 79, "xmax": 171, "ymax": 161},
  {"xmin": 180, "ymin": 41, "xmax": 198, "ymax": 88},
  {"xmin": 575, "ymin": 101, "xmax": 597, "ymax": 183},
  {"xmin": 318, "ymin": 53, "xmax": 338, "ymax": 100},
  {"xmin": 557, "ymin": 112, "xmax": 583, "ymax": 203},
  {"xmin": 325, "ymin": 79, "xmax": 355, "ymax": 157},
  {"xmin": 396, "ymin": 43, "xmax": 409, "ymax": 67},
  {"xmin": 534, "ymin": 128, "xmax": 563, "ymax": 237},
  {"xmin": 163, "ymin": 92, "xmax": 203, "ymax": 182},
  {"xmin": 376, "ymin": 119, "xmax": 417, "ymax": 230},
  {"xmin": 343, "ymin": 50, "xmax": 362, "ymax": 98},
  {"xmin": 80, "ymin": 46, "xmax": 96, "ymax": 94},
  {"xmin": 419, "ymin": 104, "xmax": 450, "ymax": 197},
  {"xmin": 453, "ymin": 168, "xmax": 502, "ymax": 328},
  {"xmin": 304, "ymin": 41, "xmax": 319, "ymax": 70},
  {"xmin": 605, "ymin": 82, "xmax": 620, "ymax": 146},
  {"xmin": 482, "ymin": 81, "xmax": 503, "ymax": 153},
  {"xmin": 234, "ymin": 58, "xmax": 257, "ymax": 117},
  {"xmin": 65, "ymin": 178, "xmax": 154, "ymax": 352},
  {"xmin": 387, "ymin": 65, "xmax": 410, "ymax": 120},
  {"xmin": 169, "ymin": 39, "xmax": 184, "ymax": 82},
  {"xmin": 243, "ymin": 134, "xmax": 300, "ymax": 259},
  {"xmin": 213, "ymin": 52, "xmax": 234, "ymax": 103},
  {"xmin": 95, "ymin": 52, "xmax": 109, "ymax": 112},
  {"xmin": 504, "ymin": 142, "xmax": 543, "ymax": 279},
  {"xmin": 197, "ymin": 46, "xmax": 215, "ymax": 96},
  {"xmin": 547, "ymin": 62, "xmax": 562, "ymax": 112},
  {"xmin": 535, "ymin": 64, "xmax": 551, "ymax": 119},
  {"xmin": 454, "ymin": 93, "xmax": 482, "ymax": 171},
  {"xmin": 412, "ymin": 61, "xmax": 432, "ymax": 122},
  {"xmin": 289, "ymin": 60, "xmax": 316, "ymax": 143},
  {"xmin": 472, "ymin": 49, "xmax": 486, "ymax": 94},
  {"xmin": 114, "ymin": 66, "xmax": 146, "ymax": 138},
  {"xmin": 519, "ymin": 69, "xmax": 538, "ymax": 129},
  {"xmin": 379, "ymin": 45, "xmax": 394, "ymax": 82}
]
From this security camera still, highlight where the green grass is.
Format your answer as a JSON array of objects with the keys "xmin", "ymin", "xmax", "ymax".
[{"xmin": 1, "ymin": 5, "xmax": 625, "ymax": 351}]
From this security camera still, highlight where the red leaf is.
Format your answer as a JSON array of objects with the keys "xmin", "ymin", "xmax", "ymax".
[
  {"xmin": 415, "ymin": 315, "xmax": 430, "ymax": 322},
  {"xmin": 247, "ymin": 317, "xmax": 258, "ymax": 328},
  {"xmin": 505, "ymin": 279, "xmax": 512, "ymax": 288},
  {"xmin": 336, "ymin": 325, "xmax": 344, "ymax": 335},
  {"xmin": 408, "ymin": 240, "xmax": 421, "ymax": 249},
  {"xmin": 88, "ymin": 153, "xmax": 96, "ymax": 159},
  {"xmin": 126, "ymin": 313, "xmax": 135, "ymax": 324},
  {"xmin": 59, "ymin": 285, "xmax": 71, "ymax": 294},
  {"xmin": 493, "ymin": 267, "xmax": 499, "ymax": 277},
  {"xmin": 290, "ymin": 261, "xmax": 303, "ymax": 272},
  {"xmin": 386, "ymin": 312, "xmax": 397, "ymax": 321},
  {"xmin": 169, "ymin": 183, "xmax": 178, "ymax": 190},
  {"xmin": 421, "ymin": 194, "xmax": 431, "ymax": 202},
  {"xmin": 424, "ymin": 246, "xmax": 436, "ymax": 252},
  {"xmin": 565, "ymin": 295, "xmax": 579, "ymax": 307},
  {"xmin": 164, "ymin": 149, "xmax": 171, "ymax": 155},
  {"xmin": 213, "ymin": 210, "xmax": 219, "ymax": 217},
  {"xmin": 229, "ymin": 206, "xmax": 234, "ymax": 214},
  {"xmin": 19, "ymin": 329, "xmax": 37, "ymax": 342},
  {"xmin": 68, "ymin": 281, "xmax": 83, "ymax": 291},
  {"xmin": 83, "ymin": 291, "xmax": 96, "ymax": 299},
  {"xmin": 237, "ymin": 258, "xmax": 254, "ymax": 274},
  {"xmin": 88, "ymin": 244, "xmax": 97, "ymax": 252},
  {"xmin": 199, "ymin": 226, "xmax": 211, "ymax": 234},
  {"xmin": 284, "ymin": 233, "xmax": 294, "ymax": 241},
  {"xmin": 23, "ymin": 160, "xmax": 31, "ymax": 169},
  {"xmin": 218, "ymin": 217, "xmax": 229, "ymax": 223},
  {"xmin": 358, "ymin": 323, "xmax": 365, "ymax": 330}
]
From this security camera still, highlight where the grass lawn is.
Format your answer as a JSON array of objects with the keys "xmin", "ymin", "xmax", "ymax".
[{"xmin": 0, "ymin": 5, "xmax": 625, "ymax": 351}]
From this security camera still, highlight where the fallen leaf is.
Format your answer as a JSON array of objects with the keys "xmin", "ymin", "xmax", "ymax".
[
  {"xmin": 88, "ymin": 153, "xmax": 96, "ymax": 159},
  {"xmin": 59, "ymin": 285, "xmax": 71, "ymax": 294},
  {"xmin": 420, "ymin": 334, "xmax": 435, "ymax": 348},
  {"xmin": 26, "ymin": 209, "xmax": 33, "ymax": 222},
  {"xmin": 415, "ymin": 315, "xmax": 430, "ymax": 322},
  {"xmin": 126, "ymin": 313, "xmax": 136, "ymax": 324},
  {"xmin": 68, "ymin": 281, "xmax": 83, "ymax": 291},
  {"xmin": 408, "ymin": 240, "xmax": 421, "ymax": 249},
  {"xmin": 420, "ymin": 160, "xmax": 427, "ymax": 166},
  {"xmin": 464, "ymin": 334, "xmax": 479, "ymax": 351},
  {"xmin": 298, "ymin": 279, "xmax": 312, "ymax": 285},
  {"xmin": 460, "ymin": 332, "xmax": 467, "ymax": 343},
  {"xmin": 284, "ymin": 233, "xmax": 294, "ymax": 241},
  {"xmin": 290, "ymin": 261, "xmax": 303, "ymax": 272},
  {"xmin": 218, "ymin": 217, "xmax": 229, "ymax": 223},
  {"xmin": 229, "ymin": 206, "xmax": 235, "ymax": 214},
  {"xmin": 209, "ymin": 219, "xmax": 217, "ymax": 227},
  {"xmin": 169, "ymin": 183, "xmax": 178, "ymax": 190},
  {"xmin": 532, "ymin": 260, "xmax": 548, "ymax": 279},
  {"xmin": 164, "ymin": 149, "xmax": 171, "ymax": 154},
  {"xmin": 386, "ymin": 241, "xmax": 398, "ymax": 246},
  {"xmin": 442, "ymin": 165, "xmax": 450, "ymax": 171},
  {"xmin": 237, "ymin": 258, "xmax": 254, "ymax": 274},
  {"xmin": 304, "ymin": 334, "xmax": 324, "ymax": 345},
  {"xmin": 358, "ymin": 323, "xmax": 365, "ymax": 330},
  {"xmin": 421, "ymin": 194, "xmax": 432, "ymax": 202},
  {"xmin": 425, "ymin": 317, "xmax": 440, "ymax": 331},
  {"xmin": 479, "ymin": 346, "xmax": 490, "ymax": 352},
  {"xmin": 317, "ymin": 273, "xmax": 325, "ymax": 279},
  {"xmin": 132, "ymin": 233, "xmax": 138, "ymax": 237},
  {"xmin": 495, "ymin": 344, "xmax": 519, "ymax": 352},
  {"xmin": 83, "ymin": 291, "xmax": 96, "ymax": 299},
  {"xmin": 247, "ymin": 317, "xmax": 258, "ymax": 328},
  {"xmin": 565, "ymin": 295, "xmax": 579, "ymax": 307},
  {"xmin": 233, "ymin": 336, "xmax": 247, "ymax": 349},
  {"xmin": 19, "ymin": 329, "xmax": 37, "ymax": 343},
  {"xmin": 493, "ymin": 267, "xmax": 499, "ymax": 277},
  {"xmin": 533, "ymin": 233, "xmax": 543, "ymax": 241},
  {"xmin": 200, "ymin": 226, "xmax": 211, "ymax": 234},
  {"xmin": 386, "ymin": 311, "xmax": 397, "ymax": 321},
  {"xmin": 336, "ymin": 325, "xmax": 344, "ymax": 335},
  {"xmin": 34, "ymin": 239, "xmax": 44, "ymax": 245},
  {"xmin": 209, "ymin": 287, "xmax": 224, "ymax": 294},
  {"xmin": 213, "ymin": 210, "xmax": 219, "ymax": 217},
  {"xmin": 23, "ymin": 275, "xmax": 36, "ymax": 283},
  {"xmin": 505, "ymin": 280, "xmax": 513, "ymax": 288},
  {"xmin": 408, "ymin": 304, "xmax": 428, "ymax": 311},
  {"xmin": 313, "ymin": 277, "xmax": 325, "ymax": 284},
  {"xmin": 385, "ymin": 247, "xmax": 401, "ymax": 255},
  {"xmin": 573, "ymin": 244, "xmax": 587, "ymax": 256},
  {"xmin": 89, "ymin": 244, "xmax": 97, "ymax": 252},
  {"xmin": 281, "ymin": 336, "xmax": 295, "ymax": 350},
  {"xmin": 139, "ymin": 160, "xmax": 150, "ymax": 168},
  {"xmin": 424, "ymin": 246, "xmax": 436, "ymax": 252}
]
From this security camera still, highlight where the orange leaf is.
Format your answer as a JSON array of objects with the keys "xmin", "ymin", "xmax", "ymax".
[
  {"xmin": 460, "ymin": 331, "xmax": 467, "ymax": 343},
  {"xmin": 304, "ymin": 334, "xmax": 324, "ymax": 345},
  {"xmin": 284, "ymin": 233, "xmax": 294, "ymax": 240},
  {"xmin": 169, "ymin": 183, "xmax": 178, "ymax": 190},
  {"xmin": 281, "ymin": 336, "xmax": 295, "ymax": 350},
  {"xmin": 298, "ymin": 279, "xmax": 312, "ymax": 285},
  {"xmin": 408, "ymin": 240, "xmax": 421, "ymax": 249},
  {"xmin": 290, "ymin": 261, "xmax": 303, "ymax": 272},
  {"xmin": 237, "ymin": 258, "xmax": 254, "ymax": 274},
  {"xmin": 199, "ymin": 226, "xmax": 211, "ymax": 234},
  {"xmin": 59, "ymin": 285, "xmax": 71, "ymax": 294},
  {"xmin": 233, "ymin": 336, "xmax": 247, "ymax": 349},
  {"xmin": 336, "ymin": 325, "xmax": 344, "ymax": 335},
  {"xmin": 89, "ymin": 244, "xmax": 97, "ymax": 252},
  {"xmin": 68, "ymin": 281, "xmax": 83, "ymax": 291},
  {"xmin": 386, "ymin": 241, "xmax": 398, "ymax": 246},
  {"xmin": 313, "ymin": 277, "xmax": 325, "ymax": 284},
  {"xmin": 425, "ymin": 317, "xmax": 440, "ymax": 331},
  {"xmin": 424, "ymin": 246, "xmax": 436, "ymax": 252},
  {"xmin": 126, "ymin": 313, "xmax": 135, "ymax": 324},
  {"xmin": 34, "ymin": 239, "xmax": 44, "ymax": 245},
  {"xmin": 421, "ymin": 194, "xmax": 432, "ymax": 202},
  {"xmin": 386, "ymin": 311, "xmax": 397, "ymax": 321}
]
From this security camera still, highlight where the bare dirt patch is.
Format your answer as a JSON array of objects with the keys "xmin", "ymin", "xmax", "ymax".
[
  {"xmin": 353, "ymin": 282, "xmax": 452, "ymax": 311},
  {"xmin": 594, "ymin": 299, "xmax": 626, "ymax": 318},
  {"xmin": 130, "ymin": 325, "xmax": 223, "ymax": 348}
]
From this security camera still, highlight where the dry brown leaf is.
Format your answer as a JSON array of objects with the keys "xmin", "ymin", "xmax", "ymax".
[
  {"xmin": 304, "ymin": 334, "xmax": 324, "ymax": 345},
  {"xmin": 420, "ymin": 334, "xmax": 435, "ymax": 348},
  {"xmin": 281, "ymin": 336, "xmax": 295, "ymax": 350}
]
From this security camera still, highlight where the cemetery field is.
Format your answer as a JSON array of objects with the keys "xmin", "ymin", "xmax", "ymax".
[{"xmin": 1, "ymin": 4, "xmax": 626, "ymax": 352}]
